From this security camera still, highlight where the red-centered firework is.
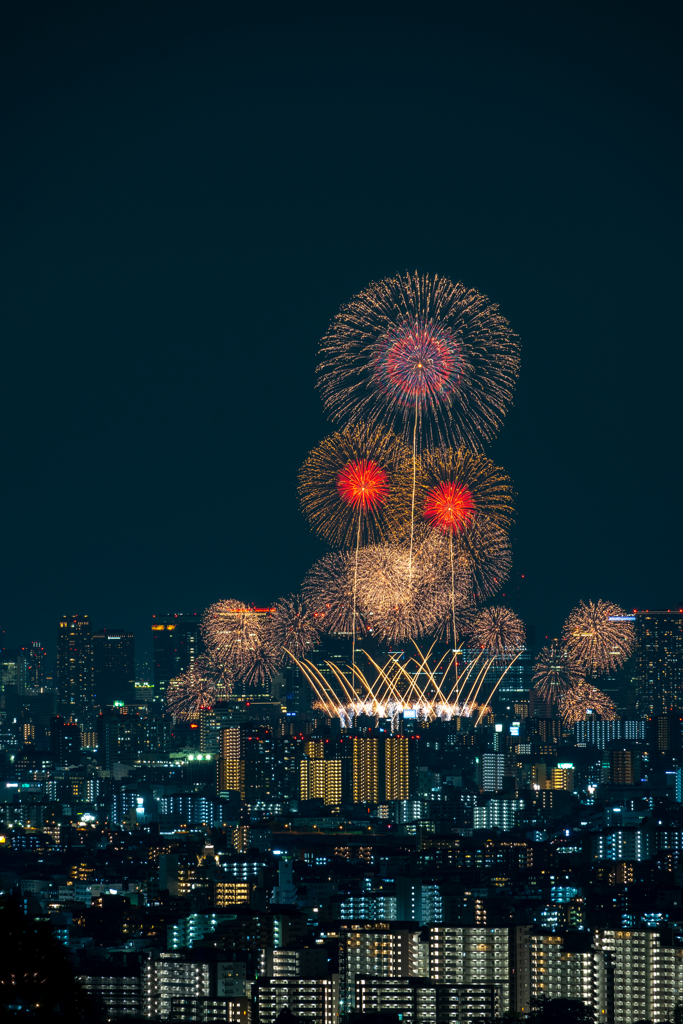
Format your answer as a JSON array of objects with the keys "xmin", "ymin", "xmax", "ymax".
[
  {"xmin": 416, "ymin": 448, "xmax": 513, "ymax": 540},
  {"xmin": 424, "ymin": 480, "xmax": 476, "ymax": 535},
  {"xmin": 317, "ymin": 272, "xmax": 520, "ymax": 452},
  {"xmin": 298, "ymin": 425, "xmax": 410, "ymax": 547},
  {"xmin": 336, "ymin": 459, "xmax": 389, "ymax": 512}
]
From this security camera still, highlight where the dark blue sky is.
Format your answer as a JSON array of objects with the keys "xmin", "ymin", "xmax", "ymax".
[{"xmin": 1, "ymin": 1, "xmax": 681, "ymax": 668}]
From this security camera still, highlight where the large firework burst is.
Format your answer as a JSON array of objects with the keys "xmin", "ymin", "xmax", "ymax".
[
  {"xmin": 266, "ymin": 594, "xmax": 321, "ymax": 663},
  {"xmin": 532, "ymin": 642, "xmax": 583, "ymax": 700},
  {"xmin": 562, "ymin": 600, "xmax": 635, "ymax": 676},
  {"xmin": 298, "ymin": 425, "xmax": 410, "ymax": 547},
  {"xmin": 354, "ymin": 542, "xmax": 445, "ymax": 641},
  {"xmin": 471, "ymin": 606, "xmax": 526, "ymax": 656},
  {"xmin": 301, "ymin": 551, "xmax": 366, "ymax": 635},
  {"xmin": 317, "ymin": 272, "xmax": 520, "ymax": 451},
  {"xmin": 557, "ymin": 682, "xmax": 618, "ymax": 726}
]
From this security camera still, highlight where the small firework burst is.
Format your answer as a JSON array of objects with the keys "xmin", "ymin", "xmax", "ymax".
[
  {"xmin": 557, "ymin": 682, "xmax": 618, "ymax": 726},
  {"xmin": 317, "ymin": 272, "xmax": 520, "ymax": 451},
  {"xmin": 201, "ymin": 600, "xmax": 275, "ymax": 686},
  {"xmin": 165, "ymin": 660, "xmax": 219, "ymax": 720},
  {"xmin": 532, "ymin": 643, "xmax": 583, "ymax": 700},
  {"xmin": 562, "ymin": 599, "xmax": 635, "ymax": 676},
  {"xmin": 471, "ymin": 606, "xmax": 526, "ymax": 656},
  {"xmin": 301, "ymin": 551, "xmax": 365, "ymax": 635},
  {"xmin": 266, "ymin": 594, "xmax": 321, "ymax": 663},
  {"xmin": 298, "ymin": 425, "xmax": 410, "ymax": 547},
  {"xmin": 354, "ymin": 542, "xmax": 443, "ymax": 641}
]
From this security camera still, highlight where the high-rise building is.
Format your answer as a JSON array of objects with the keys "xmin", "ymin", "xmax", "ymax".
[
  {"xmin": 352, "ymin": 736, "xmax": 378, "ymax": 803},
  {"xmin": 57, "ymin": 615, "xmax": 93, "ymax": 720},
  {"xmin": 25, "ymin": 642, "xmax": 47, "ymax": 689},
  {"xmin": 635, "ymin": 610, "xmax": 683, "ymax": 716},
  {"xmin": 300, "ymin": 758, "xmax": 342, "ymax": 805},
  {"xmin": 50, "ymin": 714, "xmax": 81, "ymax": 766},
  {"xmin": 0, "ymin": 648, "xmax": 28, "ymax": 709},
  {"xmin": 152, "ymin": 613, "xmax": 203, "ymax": 694},
  {"xmin": 92, "ymin": 630, "xmax": 135, "ymax": 707},
  {"xmin": 385, "ymin": 735, "xmax": 410, "ymax": 801}
]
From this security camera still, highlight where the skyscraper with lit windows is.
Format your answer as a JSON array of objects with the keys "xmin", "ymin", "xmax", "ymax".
[{"xmin": 635, "ymin": 610, "xmax": 683, "ymax": 716}]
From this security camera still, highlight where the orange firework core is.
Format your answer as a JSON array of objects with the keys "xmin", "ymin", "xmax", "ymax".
[
  {"xmin": 424, "ymin": 481, "xmax": 476, "ymax": 534},
  {"xmin": 337, "ymin": 459, "xmax": 389, "ymax": 511}
]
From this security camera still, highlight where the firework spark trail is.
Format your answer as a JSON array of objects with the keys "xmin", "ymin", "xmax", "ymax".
[
  {"xmin": 562, "ymin": 600, "xmax": 635, "ymax": 676},
  {"xmin": 474, "ymin": 654, "xmax": 521, "ymax": 725},
  {"xmin": 532, "ymin": 642, "xmax": 583, "ymax": 700},
  {"xmin": 557, "ymin": 682, "xmax": 618, "ymax": 726},
  {"xmin": 317, "ymin": 272, "xmax": 520, "ymax": 452}
]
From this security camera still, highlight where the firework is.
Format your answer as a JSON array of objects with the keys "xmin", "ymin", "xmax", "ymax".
[
  {"xmin": 354, "ymin": 542, "xmax": 445, "ymax": 641},
  {"xmin": 265, "ymin": 594, "xmax": 321, "ymax": 663},
  {"xmin": 471, "ymin": 606, "xmax": 526, "ymax": 656},
  {"xmin": 301, "ymin": 551, "xmax": 365, "ymax": 635},
  {"xmin": 532, "ymin": 642, "xmax": 583, "ymax": 699},
  {"xmin": 417, "ymin": 448, "xmax": 513, "ymax": 538},
  {"xmin": 201, "ymin": 600, "xmax": 275, "ymax": 686},
  {"xmin": 557, "ymin": 682, "xmax": 618, "ymax": 726},
  {"xmin": 165, "ymin": 658, "xmax": 221, "ymax": 720},
  {"xmin": 317, "ymin": 272, "xmax": 520, "ymax": 451},
  {"xmin": 562, "ymin": 599, "xmax": 635, "ymax": 676},
  {"xmin": 298, "ymin": 425, "xmax": 410, "ymax": 547}
]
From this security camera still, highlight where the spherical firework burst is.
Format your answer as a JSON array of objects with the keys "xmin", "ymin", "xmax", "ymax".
[
  {"xmin": 354, "ymin": 542, "xmax": 444, "ymax": 641},
  {"xmin": 471, "ymin": 606, "xmax": 526, "ymax": 656},
  {"xmin": 301, "ymin": 551, "xmax": 366, "ymax": 635},
  {"xmin": 266, "ymin": 594, "xmax": 321, "ymax": 663},
  {"xmin": 417, "ymin": 447, "xmax": 514, "ymax": 539},
  {"xmin": 411, "ymin": 528, "xmax": 476, "ymax": 643},
  {"xmin": 532, "ymin": 643, "xmax": 583, "ymax": 700},
  {"xmin": 298, "ymin": 425, "xmax": 410, "ymax": 547},
  {"xmin": 557, "ymin": 682, "xmax": 618, "ymax": 726},
  {"xmin": 165, "ymin": 659, "xmax": 220, "ymax": 720},
  {"xmin": 317, "ymin": 272, "xmax": 520, "ymax": 451},
  {"xmin": 562, "ymin": 599, "xmax": 635, "ymax": 676}
]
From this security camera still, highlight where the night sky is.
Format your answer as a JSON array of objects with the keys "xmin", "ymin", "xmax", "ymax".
[{"xmin": 1, "ymin": 2, "xmax": 681, "ymax": 669}]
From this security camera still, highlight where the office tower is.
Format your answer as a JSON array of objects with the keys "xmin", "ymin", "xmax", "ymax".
[
  {"xmin": 50, "ymin": 715, "xmax": 81, "ymax": 766},
  {"xmin": 151, "ymin": 612, "xmax": 203, "ymax": 694},
  {"xmin": 25, "ymin": 641, "xmax": 47, "ymax": 689},
  {"xmin": 385, "ymin": 735, "xmax": 410, "ymax": 800},
  {"xmin": 91, "ymin": 629, "xmax": 135, "ymax": 707},
  {"xmin": 96, "ymin": 714, "xmax": 120, "ymax": 769},
  {"xmin": 0, "ymin": 649, "xmax": 28, "ymax": 710},
  {"xmin": 57, "ymin": 615, "xmax": 93, "ymax": 719},
  {"xmin": 635, "ymin": 610, "xmax": 683, "ymax": 716},
  {"xmin": 352, "ymin": 736, "xmax": 378, "ymax": 803},
  {"xmin": 300, "ymin": 758, "xmax": 342, "ymax": 805},
  {"xmin": 243, "ymin": 726, "xmax": 276, "ymax": 804}
]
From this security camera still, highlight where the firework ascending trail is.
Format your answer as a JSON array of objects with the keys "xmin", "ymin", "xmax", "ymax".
[
  {"xmin": 532, "ymin": 642, "xmax": 583, "ymax": 700},
  {"xmin": 557, "ymin": 682, "xmax": 618, "ymax": 726},
  {"xmin": 562, "ymin": 600, "xmax": 635, "ymax": 676},
  {"xmin": 266, "ymin": 594, "xmax": 321, "ymax": 663},
  {"xmin": 317, "ymin": 272, "xmax": 520, "ymax": 452},
  {"xmin": 471, "ymin": 606, "xmax": 526, "ymax": 656},
  {"xmin": 298, "ymin": 425, "xmax": 410, "ymax": 547}
]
